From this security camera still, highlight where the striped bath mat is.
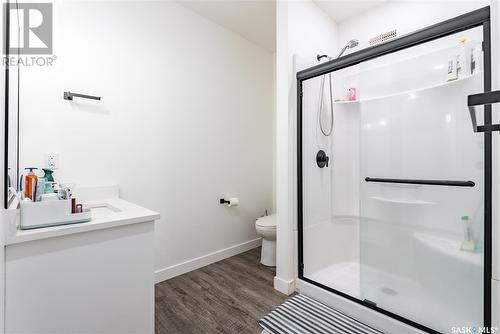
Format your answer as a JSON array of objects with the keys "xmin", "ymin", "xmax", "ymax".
[{"xmin": 259, "ymin": 294, "xmax": 384, "ymax": 334}]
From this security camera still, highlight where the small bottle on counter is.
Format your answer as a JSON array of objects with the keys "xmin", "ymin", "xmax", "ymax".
[{"xmin": 24, "ymin": 168, "xmax": 38, "ymax": 201}]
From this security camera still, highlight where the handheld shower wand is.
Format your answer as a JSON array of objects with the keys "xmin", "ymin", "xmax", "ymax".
[
  {"xmin": 316, "ymin": 39, "xmax": 360, "ymax": 137},
  {"xmin": 315, "ymin": 39, "xmax": 359, "ymax": 168},
  {"xmin": 337, "ymin": 39, "xmax": 359, "ymax": 58},
  {"xmin": 317, "ymin": 57, "xmax": 334, "ymax": 137}
]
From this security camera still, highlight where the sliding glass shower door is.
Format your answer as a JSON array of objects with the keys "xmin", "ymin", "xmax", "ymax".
[{"xmin": 298, "ymin": 9, "xmax": 492, "ymax": 334}]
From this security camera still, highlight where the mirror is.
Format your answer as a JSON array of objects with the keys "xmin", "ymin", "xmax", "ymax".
[{"xmin": 5, "ymin": 1, "xmax": 20, "ymax": 209}]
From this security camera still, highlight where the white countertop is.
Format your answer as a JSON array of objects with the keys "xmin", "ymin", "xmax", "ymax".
[{"xmin": 6, "ymin": 197, "xmax": 160, "ymax": 246}]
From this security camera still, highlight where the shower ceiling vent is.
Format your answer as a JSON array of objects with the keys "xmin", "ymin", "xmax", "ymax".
[{"xmin": 369, "ymin": 29, "xmax": 398, "ymax": 46}]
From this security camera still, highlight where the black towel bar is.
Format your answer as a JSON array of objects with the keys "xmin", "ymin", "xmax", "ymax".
[
  {"xmin": 64, "ymin": 91, "xmax": 101, "ymax": 101},
  {"xmin": 365, "ymin": 177, "xmax": 475, "ymax": 187}
]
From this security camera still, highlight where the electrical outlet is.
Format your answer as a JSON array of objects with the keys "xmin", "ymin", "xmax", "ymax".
[{"xmin": 45, "ymin": 153, "xmax": 59, "ymax": 169}]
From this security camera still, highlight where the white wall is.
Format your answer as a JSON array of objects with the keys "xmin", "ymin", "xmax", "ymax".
[
  {"xmin": 275, "ymin": 0, "xmax": 337, "ymax": 294},
  {"xmin": 275, "ymin": 0, "xmax": 292, "ymax": 294},
  {"xmin": 0, "ymin": 6, "xmax": 6, "ymax": 331},
  {"xmin": 288, "ymin": 1, "xmax": 338, "ymax": 61},
  {"xmin": 490, "ymin": 0, "xmax": 500, "ymax": 327},
  {"xmin": 337, "ymin": 0, "xmax": 489, "ymax": 53},
  {"xmin": 18, "ymin": 1, "xmax": 274, "ymax": 281}
]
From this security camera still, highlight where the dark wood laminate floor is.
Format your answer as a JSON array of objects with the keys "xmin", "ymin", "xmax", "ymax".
[{"xmin": 155, "ymin": 247, "xmax": 287, "ymax": 334}]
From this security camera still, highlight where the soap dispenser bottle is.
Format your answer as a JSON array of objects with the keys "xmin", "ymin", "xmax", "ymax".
[{"xmin": 24, "ymin": 168, "xmax": 38, "ymax": 201}]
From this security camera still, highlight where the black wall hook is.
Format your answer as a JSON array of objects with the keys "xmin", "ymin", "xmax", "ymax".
[
  {"xmin": 317, "ymin": 54, "xmax": 329, "ymax": 62},
  {"xmin": 219, "ymin": 199, "xmax": 230, "ymax": 205}
]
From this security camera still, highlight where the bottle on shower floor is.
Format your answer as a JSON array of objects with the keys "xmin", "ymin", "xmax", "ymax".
[{"xmin": 460, "ymin": 215, "xmax": 476, "ymax": 252}]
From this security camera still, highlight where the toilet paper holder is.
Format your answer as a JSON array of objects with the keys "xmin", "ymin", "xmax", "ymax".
[{"xmin": 219, "ymin": 198, "xmax": 239, "ymax": 207}]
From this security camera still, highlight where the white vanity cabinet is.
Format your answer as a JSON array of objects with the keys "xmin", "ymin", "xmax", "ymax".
[{"xmin": 4, "ymin": 196, "xmax": 159, "ymax": 334}]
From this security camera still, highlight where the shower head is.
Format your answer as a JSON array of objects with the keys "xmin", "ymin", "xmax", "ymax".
[
  {"xmin": 337, "ymin": 39, "xmax": 359, "ymax": 58},
  {"xmin": 347, "ymin": 39, "xmax": 359, "ymax": 48}
]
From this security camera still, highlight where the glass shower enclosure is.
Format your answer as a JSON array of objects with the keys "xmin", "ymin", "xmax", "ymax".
[{"xmin": 297, "ymin": 7, "xmax": 495, "ymax": 334}]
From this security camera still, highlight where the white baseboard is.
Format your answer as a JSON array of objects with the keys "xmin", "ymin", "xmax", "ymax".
[
  {"xmin": 274, "ymin": 275, "xmax": 296, "ymax": 295},
  {"xmin": 155, "ymin": 238, "xmax": 262, "ymax": 283}
]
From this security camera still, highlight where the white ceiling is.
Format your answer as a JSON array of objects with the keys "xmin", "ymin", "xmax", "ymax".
[
  {"xmin": 313, "ymin": 0, "xmax": 388, "ymax": 23},
  {"xmin": 177, "ymin": 0, "xmax": 276, "ymax": 52},
  {"xmin": 176, "ymin": 0, "xmax": 388, "ymax": 52}
]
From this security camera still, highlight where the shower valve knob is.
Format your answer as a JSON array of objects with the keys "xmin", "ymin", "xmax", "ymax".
[{"xmin": 316, "ymin": 150, "xmax": 329, "ymax": 168}]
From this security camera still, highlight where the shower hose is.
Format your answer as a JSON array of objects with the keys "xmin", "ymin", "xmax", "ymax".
[{"xmin": 318, "ymin": 72, "xmax": 334, "ymax": 136}]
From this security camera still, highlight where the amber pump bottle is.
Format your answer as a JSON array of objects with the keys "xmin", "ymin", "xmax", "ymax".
[{"xmin": 24, "ymin": 168, "xmax": 38, "ymax": 201}]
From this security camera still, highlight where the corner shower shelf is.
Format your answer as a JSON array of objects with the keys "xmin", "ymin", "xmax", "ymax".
[
  {"xmin": 413, "ymin": 232, "xmax": 482, "ymax": 267},
  {"xmin": 369, "ymin": 196, "xmax": 435, "ymax": 206},
  {"xmin": 332, "ymin": 72, "xmax": 482, "ymax": 105}
]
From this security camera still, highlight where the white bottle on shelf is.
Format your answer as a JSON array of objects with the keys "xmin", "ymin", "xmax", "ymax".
[
  {"xmin": 457, "ymin": 38, "xmax": 467, "ymax": 79},
  {"xmin": 471, "ymin": 43, "xmax": 482, "ymax": 75},
  {"xmin": 447, "ymin": 56, "xmax": 458, "ymax": 81}
]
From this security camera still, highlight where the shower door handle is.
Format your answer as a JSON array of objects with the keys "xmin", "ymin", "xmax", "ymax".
[{"xmin": 468, "ymin": 90, "xmax": 500, "ymax": 133}]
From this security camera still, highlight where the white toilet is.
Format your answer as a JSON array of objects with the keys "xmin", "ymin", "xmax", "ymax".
[{"xmin": 255, "ymin": 214, "xmax": 276, "ymax": 267}]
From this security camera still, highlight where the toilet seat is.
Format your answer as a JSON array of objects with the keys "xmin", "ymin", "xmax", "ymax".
[{"xmin": 256, "ymin": 214, "xmax": 276, "ymax": 229}]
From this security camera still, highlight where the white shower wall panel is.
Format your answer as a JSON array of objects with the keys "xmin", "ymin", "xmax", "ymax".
[
  {"xmin": 360, "ymin": 74, "xmax": 484, "ymax": 236},
  {"xmin": 358, "ymin": 61, "xmax": 484, "ymax": 333},
  {"xmin": 303, "ymin": 217, "xmax": 360, "ymax": 277},
  {"xmin": 332, "ymin": 28, "xmax": 483, "ymax": 102},
  {"xmin": 301, "ymin": 75, "xmax": 361, "ymax": 275},
  {"xmin": 302, "ymin": 77, "xmax": 332, "ymax": 230}
]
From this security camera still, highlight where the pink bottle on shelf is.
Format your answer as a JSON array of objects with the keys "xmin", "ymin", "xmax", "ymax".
[{"xmin": 348, "ymin": 88, "xmax": 357, "ymax": 101}]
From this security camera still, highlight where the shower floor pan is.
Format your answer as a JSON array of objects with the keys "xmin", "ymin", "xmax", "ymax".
[{"xmin": 307, "ymin": 254, "xmax": 479, "ymax": 329}]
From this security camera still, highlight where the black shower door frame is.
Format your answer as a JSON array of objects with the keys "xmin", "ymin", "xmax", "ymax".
[{"xmin": 296, "ymin": 6, "xmax": 493, "ymax": 334}]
